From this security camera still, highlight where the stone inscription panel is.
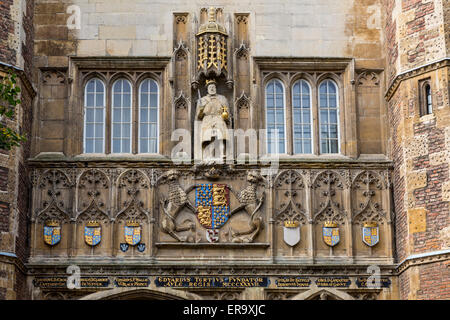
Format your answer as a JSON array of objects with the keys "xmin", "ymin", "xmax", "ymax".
[
  {"xmin": 154, "ymin": 276, "xmax": 269, "ymax": 288},
  {"xmin": 33, "ymin": 277, "xmax": 110, "ymax": 288},
  {"xmin": 115, "ymin": 277, "xmax": 150, "ymax": 287},
  {"xmin": 315, "ymin": 277, "xmax": 351, "ymax": 287},
  {"xmin": 356, "ymin": 277, "xmax": 391, "ymax": 288},
  {"xmin": 275, "ymin": 277, "xmax": 311, "ymax": 287}
]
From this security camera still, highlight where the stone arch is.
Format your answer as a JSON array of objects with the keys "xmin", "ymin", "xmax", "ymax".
[
  {"xmin": 79, "ymin": 287, "xmax": 203, "ymax": 300},
  {"xmin": 290, "ymin": 288, "xmax": 355, "ymax": 300}
]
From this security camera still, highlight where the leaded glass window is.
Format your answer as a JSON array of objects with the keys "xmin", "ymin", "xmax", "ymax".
[
  {"xmin": 292, "ymin": 79, "xmax": 312, "ymax": 154},
  {"xmin": 319, "ymin": 79, "xmax": 339, "ymax": 154},
  {"xmin": 139, "ymin": 79, "xmax": 159, "ymax": 153},
  {"xmin": 265, "ymin": 79, "xmax": 286, "ymax": 154},
  {"xmin": 84, "ymin": 78, "xmax": 105, "ymax": 153},
  {"xmin": 111, "ymin": 79, "xmax": 132, "ymax": 153}
]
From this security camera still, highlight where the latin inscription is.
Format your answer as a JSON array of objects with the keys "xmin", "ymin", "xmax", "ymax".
[
  {"xmin": 356, "ymin": 277, "xmax": 391, "ymax": 288},
  {"xmin": 80, "ymin": 277, "xmax": 110, "ymax": 288},
  {"xmin": 33, "ymin": 277, "xmax": 67, "ymax": 288},
  {"xmin": 275, "ymin": 277, "xmax": 311, "ymax": 287},
  {"xmin": 315, "ymin": 277, "xmax": 351, "ymax": 287},
  {"xmin": 155, "ymin": 277, "xmax": 269, "ymax": 288},
  {"xmin": 115, "ymin": 277, "xmax": 150, "ymax": 287}
]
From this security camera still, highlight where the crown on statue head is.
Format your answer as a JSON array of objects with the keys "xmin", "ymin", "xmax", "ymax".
[
  {"xmin": 45, "ymin": 220, "xmax": 60, "ymax": 227},
  {"xmin": 205, "ymin": 79, "xmax": 217, "ymax": 86},
  {"xmin": 284, "ymin": 220, "xmax": 299, "ymax": 228},
  {"xmin": 126, "ymin": 220, "xmax": 140, "ymax": 227},
  {"xmin": 86, "ymin": 220, "xmax": 100, "ymax": 227},
  {"xmin": 363, "ymin": 221, "xmax": 378, "ymax": 228},
  {"xmin": 324, "ymin": 221, "xmax": 337, "ymax": 228}
]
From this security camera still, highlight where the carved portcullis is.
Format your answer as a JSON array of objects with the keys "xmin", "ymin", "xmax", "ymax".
[{"xmin": 196, "ymin": 7, "xmax": 228, "ymax": 79}]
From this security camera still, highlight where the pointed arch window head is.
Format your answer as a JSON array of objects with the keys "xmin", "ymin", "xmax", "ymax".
[
  {"xmin": 139, "ymin": 79, "xmax": 159, "ymax": 153},
  {"xmin": 319, "ymin": 79, "xmax": 339, "ymax": 154},
  {"xmin": 84, "ymin": 78, "xmax": 105, "ymax": 153},
  {"xmin": 292, "ymin": 79, "xmax": 312, "ymax": 154},
  {"xmin": 111, "ymin": 79, "xmax": 132, "ymax": 153},
  {"xmin": 265, "ymin": 79, "xmax": 286, "ymax": 154}
]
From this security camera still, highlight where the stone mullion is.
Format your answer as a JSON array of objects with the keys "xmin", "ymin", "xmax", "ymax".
[
  {"xmin": 286, "ymin": 81, "xmax": 293, "ymax": 155},
  {"xmin": 30, "ymin": 172, "xmax": 39, "ymax": 257},
  {"xmin": 68, "ymin": 177, "xmax": 76, "ymax": 258},
  {"xmin": 383, "ymin": 179, "xmax": 394, "ymax": 263},
  {"xmin": 110, "ymin": 172, "xmax": 117, "ymax": 257},
  {"xmin": 312, "ymin": 80, "xmax": 319, "ymax": 155},
  {"xmin": 105, "ymin": 78, "xmax": 112, "ymax": 154},
  {"xmin": 148, "ymin": 182, "xmax": 155, "ymax": 258},
  {"xmin": 132, "ymin": 80, "xmax": 138, "ymax": 154},
  {"xmin": 268, "ymin": 179, "xmax": 275, "ymax": 262},
  {"xmin": 305, "ymin": 171, "xmax": 314, "ymax": 261},
  {"xmin": 344, "ymin": 174, "xmax": 353, "ymax": 262}
]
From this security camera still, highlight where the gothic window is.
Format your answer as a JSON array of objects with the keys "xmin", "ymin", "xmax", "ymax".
[
  {"xmin": 265, "ymin": 79, "xmax": 286, "ymax": 154},
  {"xmin": 319, "ymin": 79, "xmax": 339, "ymax": 154},
  {"xmin": 292, "ymin": 79, "xmax": 312, "ymax": 154},
  {"xmin": 139, "ymin": 79, "xmax": 159, "ymax": 153},
  {"xmin": 111, "ymin": 79, "xmax": 132, "ymax": 153},
  {"xmin": 419, "ymin": 79, "xmax": 432, "ymax": 116},
  {"xmin": 84, "ymin": 78, "xmax": 105, "ymax": 153}
]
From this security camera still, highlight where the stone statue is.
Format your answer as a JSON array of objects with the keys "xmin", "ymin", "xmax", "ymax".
[
  {"xmin": 195, "ymin": 79, "xmax": 230, "ymax": 162},
  {"xmin": 227, "ymin": 170, "xmax": 265, "ymax": 243}
]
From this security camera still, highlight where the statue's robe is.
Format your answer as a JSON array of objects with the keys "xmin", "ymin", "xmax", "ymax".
[{"xmin": 196, "ymin": 94, "xmax": 229, "ymax": 143}]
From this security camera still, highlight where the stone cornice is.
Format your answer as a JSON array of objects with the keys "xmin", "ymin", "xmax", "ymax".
[
  {"xmin": 253, "ymin": 56, "xmax": 354, "ymax": 71},
  {"xmin": 27, "ymin": 156, "xmax": 393, "ymax": 169},
  {"xmin": 385, "ymin": 57, "xmax": 450, "ymax": 101},
  {"xmin": 0, "ymin": 252, "xmax": 28, "ymax": 275},
  {"xmin": 70, "ymin": 56, "xmax": 172, "ymax": 70},
  {"xmin": 25, "ymin": 262, "xmax": 397, "ymax": 277},
  {"xmin": 0, "ymin": 61, "xmax": 37, "ymax": 98},
  {"xmin": 395, "ymin": 250, "xmax": 450, "ymax": 275}
]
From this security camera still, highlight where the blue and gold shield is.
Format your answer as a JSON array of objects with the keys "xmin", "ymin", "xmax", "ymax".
[
  {"xmin": 84, "ymin": 221, "xmax": 101, "ymax": 246},
  {"xmin": 195, "ymin": 184, "xmax": 230, "ymax": 229},
  {"xmin": 323, "ymin": 222, "xmax": 340, "ymax": 247},
  {"xmin": 362, "ymin": 222, "xmax": 379, "ymax": 247},
  {"xmin": 44, "ymin": 221, "xmax": 61, "ymax": 246},
  {"xmin": 124, "ymin": 222, "xmax": 141, "ymax": 246}
]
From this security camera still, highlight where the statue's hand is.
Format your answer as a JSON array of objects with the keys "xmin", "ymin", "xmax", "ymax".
[{"xmin": 198, "ymin": 108, "xmax": 204, "ymax": 120}]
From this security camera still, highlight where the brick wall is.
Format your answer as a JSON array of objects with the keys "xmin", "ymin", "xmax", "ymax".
[
  {"xmin": 416, "ymin": 260, "xmax": 450, "ymax": 299},
  {"xmin": 399, "ymin": 0, "xmax": 445, "ymax": 70},
  {"xmin": 0, "ymin": 0, "xmax": 16, "ymax": 64}
]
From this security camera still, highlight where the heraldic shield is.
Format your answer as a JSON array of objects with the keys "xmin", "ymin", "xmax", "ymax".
[
  {"xmin": 195, "ymin": 184, "xmax": 230, "ymax": 229},
  {"xmin": 283, "ymin": 220, "xmax": 300, "ymax": 247},
  {"xmin": 323, "ymin": 221, "xmax": 340, "ymax": 247},
  {"xmin": 44, "ymin": 220, "xmax": 61, "ymax": 246},
  {"xmin": 84, "ymin": 221, "xmax": 101, "ymax": 246},
  {"xmin": 124, "ymin": 221, "xmax": 141, "ymax": 246},
  {"xmin": 362, "ymin": 222, "xmax": 379, "ymax": 247}
]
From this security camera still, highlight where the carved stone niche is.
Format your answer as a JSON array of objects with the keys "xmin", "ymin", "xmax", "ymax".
[
  {"xmin": 351, "ymin": 170, "xmax": 387, "ymax": 255},
  {"xmin": 76, "ymin": 169, "xmax": 110, "ymax": 217},
  {"xmin": 312, "ymin": 170, "xmax": 347, "ymax": 256},
  {"xmin": 75, "ymin": 169, "xmax": 111, "ymax": 255},
  {"xmin": 195, "ymin": 7, "xmax": 229, "ymax": 82},
  {"xmin": 114, "ymin": 169, "xmax": 150, "ymax": 255},
  {"xmin": 34, "ymin": 169, "xmax": 73, "ymax": 255},
  {"xmin": 273, "ymin": 170, "xmax": 308, "ymax": 255}
]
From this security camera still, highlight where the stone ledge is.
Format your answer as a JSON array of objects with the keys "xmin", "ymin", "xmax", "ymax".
[{"xmin": 155, "ymin": 242, "xmax": 271, "ymax": 249}]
